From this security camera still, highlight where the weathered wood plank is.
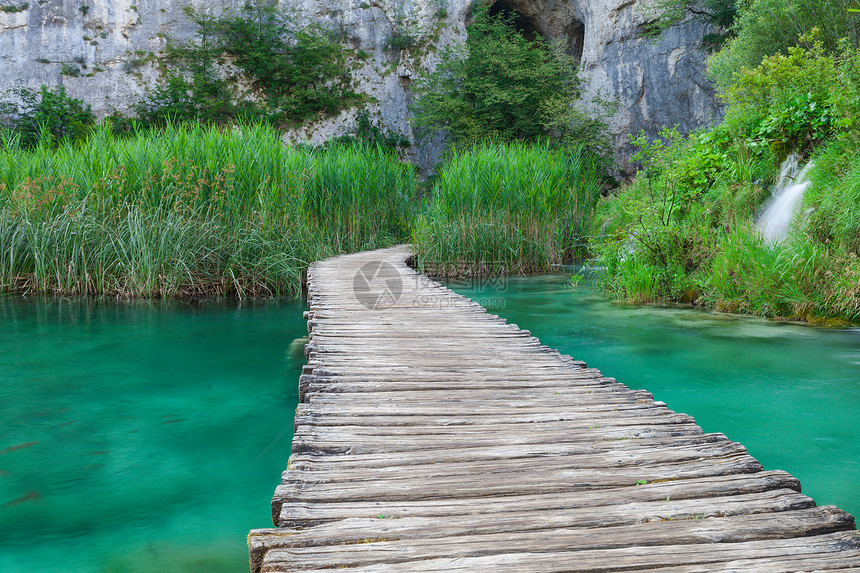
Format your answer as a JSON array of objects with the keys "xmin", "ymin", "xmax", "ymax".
[
  {"xmin": 275, "ymin": 470, "xmax": 801, "ymax": 526},
  {"xmin": 272, "ymin": 489, "xmax": 818, "ymax": 542},
  {"xmin": 262, "ymin": 531, "xmax": 860, "ymax": 572},
  {"xmin": 279, "ymin": 442, "xmax": 750, "ymax": 485},
  {"xmin": 286, "ymin": 434, "xmax": 741, "ymax": 470},
  {"xmin": 255, "ymin": 507, "xmax": 854, "ymax": 570},
  {"xmin": 272, "ymin": 454, "xmax": 764, "ymax": 506},
  {"xmin": 289, "ymin": 424, "xmax": 706, "ymax": 455}
]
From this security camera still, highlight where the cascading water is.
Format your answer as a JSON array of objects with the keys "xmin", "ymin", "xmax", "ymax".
[{"xmin": 756, "ymin": 154, "xmax": 814, "ymax": 242}]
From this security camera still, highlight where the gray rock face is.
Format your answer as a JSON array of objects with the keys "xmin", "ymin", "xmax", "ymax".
[
  {"xmin": 576, "ymin": 0, "xmax": 724, "ymax": 167},
  {"xmin": 0, "ymin": 0, "xmax": 722, "ymax": 172}
]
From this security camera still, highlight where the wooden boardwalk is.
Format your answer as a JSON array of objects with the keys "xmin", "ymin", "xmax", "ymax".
[{"xmin": 248, "ymin": 246, "xmax": 860, "ymax": 572}]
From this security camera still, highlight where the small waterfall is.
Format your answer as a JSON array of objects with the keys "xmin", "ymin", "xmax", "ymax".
[{"xmin": 756, "ymin": 155, "xmax": 814, "ymax": 243}]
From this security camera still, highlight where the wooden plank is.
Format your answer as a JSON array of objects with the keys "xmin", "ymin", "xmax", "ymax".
[
  {"xmin": 262, "ymin": 531, "xmax": 860, "ymax": 572},
  {"xmin": 286, "ymin": 434, "xmax": 742, "ymax": 470},
  {"xmin": 288, "ymin": 424, "xmax": 707, "ymax": 455},
  {"xmin": 280, "ymin": 442, "xmax": 750, "ymax": 484},
  {"xmin": 272, "ymin": 455, "xmax": 764, "ymax": 505},
  {"xmin": 273, "ymin": 489, "xmax": 818, "ymax": 541},
  {"xmin": 255, "ymin": 507, "xmax": 855, "ymax": 570},
  {"xmin": 275, "ymin": 470, "xmax": 801, "ymax": 526}
]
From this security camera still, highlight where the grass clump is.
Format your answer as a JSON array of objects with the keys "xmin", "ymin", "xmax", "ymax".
[
  {"xmin": 0, "ymin": 123, "xmax": 415, "ymax": 298},
  {"xmin": 413, "ymin": 142, "xmax": 604, "ymax": 276}
]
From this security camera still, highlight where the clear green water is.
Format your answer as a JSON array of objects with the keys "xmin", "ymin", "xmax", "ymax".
[
  {"xmin": 0, "ymin": 297, "xmax": 306, "ymax": 573},
  {"xmin": 3, "ymin": 274, "xmax": 859, "ymax": 572},
  {"xmin": 448, "ymin": 272, "xmax": 860, "ymax": 520}
]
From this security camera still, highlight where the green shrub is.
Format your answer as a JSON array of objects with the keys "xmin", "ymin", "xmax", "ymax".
[
  {"xmin": 723, "ymin": 40, "xmax": 841, "ymax": 152},
  {"xmin": 326, "ymin": 110, "xmax": 410, "ymax": 151},
  {"xmin": 0, "ymin": 85, "xmax": 95, "ymax": 148},
  {"xmin": 218, "ymin": 3, "xmax": 361, "ymax": 122},
  {"xmin": 641, "ymin": 0, "xmax": 736, "ymax": 42},
  {"xmin": 597, "ymin": 40, "xmax": 860, "ymax": 323},
  {"xmin": 0, "ymin": 3, "xmax": 29, "ymax": 13},
  {"xmin": 137, "ymin": 1, "xmax": 361, "ymax": 127},
  {"xmin": 411, "ymin": 1, "xmax": 608, "ymax": 151},
  {"xmin": 709, "ymin": 0, "xmax": 860, "ymax": 89}
]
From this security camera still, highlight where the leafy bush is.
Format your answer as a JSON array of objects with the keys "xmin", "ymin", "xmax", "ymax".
[
  {"xmin": 411, "ymin": 1, "xmax": 608, "ymax": 151},
  {"xmin": 59, "ymin": 63, "xmax": 81, "ymax": 76},
  {"xmin": 386, "ymin": 18, "xmax": 421, "ymax": 50},
  {"xmin": 218, "ymin": 3, "xmax": 360, "ymax": 122},
  {"xmin": 642, "ymin": 0, "xmax": 737, "ymax": 42},
  {"xmin": 724, "ymin": 40, "xmax": 840, "ymax": 152},
  {"xmin": 0, "ymin": 85, "xmax": 95, "ymax": 148},
  {"xmin": 0, "ymin": 3, "xmax": 29, "ymax": 13},
  {"xmin": 326, "ymin": 110, "xmax": 411, "ymax": 152}
]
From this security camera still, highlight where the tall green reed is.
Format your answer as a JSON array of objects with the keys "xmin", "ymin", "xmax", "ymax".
[
  {"xmin": 0, "ymin": 123, "xmax": 416, "ymax": 297},
  {"xmin": 412, "ymin": 142, "xmax": 604, "ymax": 275}
]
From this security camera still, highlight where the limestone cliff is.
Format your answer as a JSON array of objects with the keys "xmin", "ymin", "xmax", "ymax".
[{"xmin": 0, "ymin": 0, "xmax": 722, "ymax": 170}]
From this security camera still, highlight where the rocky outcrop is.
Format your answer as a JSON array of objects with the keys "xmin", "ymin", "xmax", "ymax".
[
  {"xmin": 0, "ymin": 0, "xmax": 722, "ymax": 171},
  {"xmin": 576, "ymin": 0, "xmax": 724, "ymax": 166}
]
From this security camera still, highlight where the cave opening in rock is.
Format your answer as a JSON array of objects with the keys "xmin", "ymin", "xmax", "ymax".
[
  {"xmin": 483, "ymin": 0, "xmax": 585, "ymax": 63},
  {"xmin": 566, "ymin": 20, "xmax": 585, "ymax": 63},
  {"xmin": 487, "ymin": 0, "xmax": 541, "ymax": 43}
]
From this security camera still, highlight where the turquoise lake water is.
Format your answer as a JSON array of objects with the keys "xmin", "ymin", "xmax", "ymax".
[
  {"xmin": 0, "ymin": 297, "xmax": 306, "ymax": 572},
  {"xmin": 1, "ymin": 273, "xmax": 858, "ymax": 571},
  {"xmin": 447, "ymin": 271, "xmax": 860, "ymax": 520}
]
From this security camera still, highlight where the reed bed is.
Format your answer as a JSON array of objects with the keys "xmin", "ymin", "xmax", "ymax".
[
  {"xmin": 0, "ymin": 123, "xmax": 416, "ymax": 298},
  {"xmin": 412, "ymin": 142, "xmax": 604, "ymax": 276},
  {"xmin": 0, "ymin": 128, "xmax": 608, "ymax": 298}
]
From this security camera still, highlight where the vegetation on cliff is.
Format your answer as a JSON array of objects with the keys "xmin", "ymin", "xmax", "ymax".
[
  {"xmin": 409, "ymin": 2, "xmax": 611, "ymax": 275},
  {"xmin": 598, "ymin": 13, "xmax": 860, "ymax": 323},
  {"xmin": 411, "ymin": 2, "xmax": 608, "ymax": 152},
  {"xmin": 0, "ymin": 86, "xmax": 95, "ymax": 148},
  {"xmin": 135, "ymin": 3, "xmax": 363, "ymax": 127},
  {"xmin": 0, "ymin": 0, "xmax": 609, "ymax": 298},
  {"xmin": 5, "ymin": 0, "xmax": 857, "ymax": 327}
]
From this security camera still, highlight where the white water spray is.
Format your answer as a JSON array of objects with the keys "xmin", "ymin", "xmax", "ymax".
[{"xmin": 756, "ymin": 155, "xmax": 814, "ymax": 243}]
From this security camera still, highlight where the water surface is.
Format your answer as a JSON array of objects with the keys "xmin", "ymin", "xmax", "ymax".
[
  {"xmin": 3, "ymin": 272, "xmax": 859, "ymax": 572},
  {"xmin": 448, "ymin": 272, "xmax": 860, "ymax": 518},
  {"xmin": 0, "ymin": 297, "xmax": 305, "ymax": 572}
]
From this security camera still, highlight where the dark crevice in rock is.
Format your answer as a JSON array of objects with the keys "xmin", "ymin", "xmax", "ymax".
[{"xmin": 485, "ymin": 0, "xmax": 585, "ymax": 62}]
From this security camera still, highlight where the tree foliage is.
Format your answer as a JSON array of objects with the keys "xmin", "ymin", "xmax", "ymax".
[
  {"xmin": 411, "ymin": 1, "xmax": 608, "ymax": 150},
  {"xmin": 709, "ymin": 0, "xmax": 860, "ymax": 89}
]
